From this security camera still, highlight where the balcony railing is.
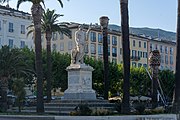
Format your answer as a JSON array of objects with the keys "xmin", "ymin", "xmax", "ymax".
[{"xmin": 131, "ymin": 56, "xmax": 140, "ymax": 61}]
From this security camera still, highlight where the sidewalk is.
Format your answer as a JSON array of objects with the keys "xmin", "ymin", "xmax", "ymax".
[{"xmin": 0, "ymin": 114, "xmax": 177, "ymax": 120}]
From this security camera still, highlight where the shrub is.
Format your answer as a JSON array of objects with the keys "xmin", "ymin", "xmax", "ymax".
[
  {"xmin": 91, "ymin": 108, "xmax": 112, "ymax": 116},
  {"xmin": 70, "ymin": 103, "xmax": 92, "ymax": 116}
]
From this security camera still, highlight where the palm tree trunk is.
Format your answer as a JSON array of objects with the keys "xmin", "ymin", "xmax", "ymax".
[
  {"xmin": 31, "ymin": 4, "xmax": 44, "ymax": 113},
  {"xmin": 173, "ymin": 0, "xmax": 180, "ymax": 113},
  {"xmin": 120, "ymin": 0, "xmax": 130, "ymax": 114},
  {"xmin": 46, "ymin": 31, "xmax": 52, "ymax": 102},
  {"xmin": 102, "ymin": 26, "xmax": 109, "ymax": 100}
]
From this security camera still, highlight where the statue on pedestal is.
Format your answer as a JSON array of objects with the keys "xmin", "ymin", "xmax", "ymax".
[{"xmin": 71, "ymin": 25, "xmax": 91, "ymax": 64}]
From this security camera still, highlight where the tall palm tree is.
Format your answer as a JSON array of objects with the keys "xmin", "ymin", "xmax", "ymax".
[
  {"xmin": 173, "ymin": 0, "xmax": 180, "ymax": 113},
  {"xmin": 120, "ymin": 0, "xmax": 130, "ymax": 114},
  {"xmin": 17, "ymin": 0, "xmax": 64, "ymax": 113},
  {"xmin": 42, "ymin": 9, "xmax": 71, "ymax": 102}
]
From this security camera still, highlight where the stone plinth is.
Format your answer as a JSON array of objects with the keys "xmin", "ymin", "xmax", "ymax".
[{"xmin": 64, "ymin": 64, "xmax": 96, "ymax": 100}]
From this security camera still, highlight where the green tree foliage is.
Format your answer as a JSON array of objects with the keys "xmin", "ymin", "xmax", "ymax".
[
  {"xmin": 52, "ymin": 52, "xmax": 71, "ymax": 91},
  {"xmin": 1, "ymin": 47, "xmax": 175, "ymax": 102},
  {"xmin": 158, "ymin": 70, "xmax": 175, "ymax": 101},
  {"xmin": 12, "ymin": 78, "xmax": 26, "ymax": 112},
  {"xmin": 130, "ymin": 67, "xmax": 151, "ymax": 96}
]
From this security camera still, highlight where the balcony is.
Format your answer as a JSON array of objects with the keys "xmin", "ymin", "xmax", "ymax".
[{"xmin": 131, "ymin": 56, "xmax": 140, "ymax": 61}]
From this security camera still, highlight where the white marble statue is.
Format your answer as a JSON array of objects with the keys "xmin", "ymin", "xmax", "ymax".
[{"xmin": 71, "ymin": 25, "xmax": 91, "ymax": 64}]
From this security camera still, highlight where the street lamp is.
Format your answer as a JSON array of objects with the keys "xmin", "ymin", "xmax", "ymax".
[{"xmin": 100, "ymin": 16, "xmax": 109, "ymax": 100}]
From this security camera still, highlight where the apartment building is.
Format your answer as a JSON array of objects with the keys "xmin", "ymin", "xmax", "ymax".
[
  {"xmin": 0, "ymin": 5, "xmax": 33, "ymax": 49},
  {"xmin": 148, "ymin": 38, "xmax": 176, "ymax": 71},
  {"xmin": 130, "ymin": 34, "xmax": 148, "ymax": 68}
]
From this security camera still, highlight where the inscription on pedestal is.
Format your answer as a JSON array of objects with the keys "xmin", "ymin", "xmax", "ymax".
[{"xmin": 69, "ymin": 76, "xmax": 79, "ymax": 84}]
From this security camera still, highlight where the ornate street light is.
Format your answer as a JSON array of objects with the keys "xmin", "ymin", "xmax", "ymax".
[
  {"xmin": 100, "ymin": 16, "xmax": 109, "ymax": 100},
  {"xmin": 149, "ymin": 50, "xmax": 161, "ymax": 108}
]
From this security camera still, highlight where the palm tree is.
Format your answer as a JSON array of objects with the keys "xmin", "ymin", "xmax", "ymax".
[
  {"xmin": 42, "ymin": 9, "xmax": 71, "ymax": 102},
  {"xmin": 120, "ymin": 0, "xmax": 130, "ymax": 114},
  {"xmin": 17, "ymin": 0, "xmax": 64, "ymax": 113},
  {"xmin": 173, "ymin": 0, "xmax": 180, "ymax": 113},
  {"xmin": 0, "ymin": 46, "xmax": 31, "ymax": 111}
]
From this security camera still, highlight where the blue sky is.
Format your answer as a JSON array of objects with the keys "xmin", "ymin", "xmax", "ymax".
[{"xmin": 3, "ymin": 0, "xmax": 177, "ymax": 32}]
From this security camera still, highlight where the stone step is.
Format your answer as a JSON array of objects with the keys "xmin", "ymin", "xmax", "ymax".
[
  {"xmin": 8, "ymin": 99, "xmax": 116, "ymax": 115},
  {"xmin": 45, "ymin": 102, "xmax": 115, "ymax": 107},
  {"xmin": 52, "ymin": 99, "xmax": 109, "ymax": 103}
]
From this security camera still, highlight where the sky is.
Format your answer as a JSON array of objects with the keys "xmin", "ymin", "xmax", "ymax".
[{"xmin": 2, "ymin": 0, "xmax": 177, "ymax": 32}]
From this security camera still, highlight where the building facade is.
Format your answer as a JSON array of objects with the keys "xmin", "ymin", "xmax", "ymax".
[
  {"xmin": 148, "ymin": 38, "xmax": 176, "ymax": 71},
  {"xmin": 0, "ymin": 5, "xmax": 33, "ymax": 49}
]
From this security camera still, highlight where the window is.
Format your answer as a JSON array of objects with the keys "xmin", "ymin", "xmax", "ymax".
[
  {"xmin": 90, "ymin": 32, "xmax": 96, "ymax": 42},
  {"xmin": 98, "ymin": 33, "xmax": 102, "ymax": 43},
  {"xmin": 9, "ymin": 22, "xmax": 14, "ymax": 32},
  {"xmin": 138, "ymin": 63, "xmax": 142, "ymax": 67},
  {"xmin": 165, "ymin": 46, "xmax": 168, "ymax": 54},
  {"xmin": 161, "ymin": 55, "xmax": 164, "ymax": 64},
  {"xmin": 52, "ymin": 44, "xmax": 56, "ymax": 51},
  {"xmin": 132, "ymin": 50, "xmax": 137, "ymax": 57},
  {"xmin": 165, "ymin": 55, "xmax": 168, "ymax": 64},
  {"xmin": 112, "ymin": 47, "xmax": 117, "ymax": 57},
  {"xmin": 21, "ymin": 25, "xmax": 25, "ymax": 34},
  {"xmin": 9, "ymin": 39, "xmax": 13, "ymax": 48},
  {"xmin": 150, "ymin": 43, "xmax": 152, "ymax": 51},
  {"xmin": 155, "ymin": 44, "xmax": 158, "ymax": 50},
  {"xmin": 112, "ymin": 36, "xmax": 117, "ymax": 45},
  {"xmin": 170, "ymin": 56, "xmax": 174, "ymax": 65},
  {"xmin": 170, "ymin": 47, "xmax": 173, "ymax": 55},
  {"xmin": 98, "ymin": 44, "xmax": 103, "ymax": 55},
  {"xmin": 68, "ymin": 41, "xmax": 72, "ymax": 50},
  {"xmin": 144, "ymin": 42, "xmax": 146, "ymax": 48},
  {"xmin": 143, "ymin": 52, "xmax": 147, "ymax": 58},
  {"xmin": 139, "ymin": 41, "xmax": 141, "ymax": 48},
  {"xmin": 108, "ymin": 35, "xmax": 110, "ymax": 44},
  {"xmin": 60, "ymin": 32, "xmax": 64, "ymax": 40},
  {"xmin": 91, "ymin": 43, "xmax": 96, "ymax": 54},
  {"xmin": 52, "ymin": 33, "xmax": 57, "ymax": 40},
  {"xmin": 138, "ymin": 51, "xmax": 142, "ymax": 58},
  {"xmin": 60, "ymin": 42, "xmax": 64, "ymax": 51},
  {"xmin": 160, "ymin": 45, "xmax": 163, "ymax": 53},
  {"xmin": 20, "ymin": 41, "xmax": 25, "ymax": 48},
  {"xmin": 133, "ymin": 40, "xmax": 135, "ymax": 47}
]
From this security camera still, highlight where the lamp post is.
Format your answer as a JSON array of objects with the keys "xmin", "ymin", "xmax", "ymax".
[
  {"xmin": 100, "ymin": 16, "xmax": 109, "ymax": 100},
  {"xmin": 149, "ymin": 50, "xmax": 161, "ymax": 108}
]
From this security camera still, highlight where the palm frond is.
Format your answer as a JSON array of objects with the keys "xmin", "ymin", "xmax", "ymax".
[
  {"xmin": 57, "ymin": 0, "xmax": 63, "ymax": 8},
  {"xmin": 17, "ymin": 0, "xmax": 32, "ymax": 9}
]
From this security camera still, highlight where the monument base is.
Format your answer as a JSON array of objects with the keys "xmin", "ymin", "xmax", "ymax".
[{"xmin": 64, "ymin": 64, "xmax": 96, "ymax": 100}]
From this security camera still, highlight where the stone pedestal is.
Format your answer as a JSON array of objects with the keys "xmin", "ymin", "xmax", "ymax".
[{"xmin": 64, "ymin": 64, "xmax": 96, "ymax": 100}]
